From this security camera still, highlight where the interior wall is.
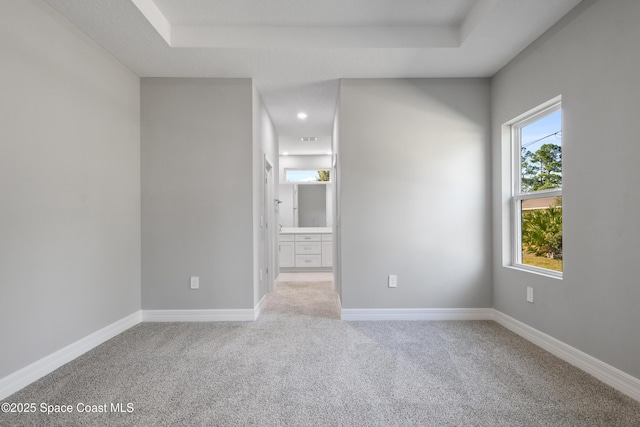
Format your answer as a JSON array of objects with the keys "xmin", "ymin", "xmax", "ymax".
[
  {"xmin": 491, "ymin": 0, "xmax": 640, "ymax": 379},
  {"xmin": 252, "ymin": 84, "xmax": 279, "ymax": 305},
  {"xmin": 141, "ymin": 78, "xmax": 254, "ymax": 310},
  {"xmin": 339, "ymin": 79, "xmax": 492, "ymax": 309},
  {"xmin": 0, "ymin": 0, "xmax": 141, "ymax": 379}
]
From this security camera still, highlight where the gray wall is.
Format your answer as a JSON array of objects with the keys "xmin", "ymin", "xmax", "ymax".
[
  {"xmin": 339, "ymin": 79, "xmax": 492, "ymax": 309},
  {"xmin": 141, "ymin": 78, "xmax": 254, "ymax": 310},
  {"xmin": 0, "ymin": 0, "xmax": 141, "ymax": 379},
  {"xmin": 491, "ymin": 0, "xmax": 640, "ymax": 379}
]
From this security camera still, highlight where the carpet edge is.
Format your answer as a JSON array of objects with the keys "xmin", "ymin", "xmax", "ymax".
[{"xmin": 341, "ymin": 307, "xmax": 494, "ymax": 321}]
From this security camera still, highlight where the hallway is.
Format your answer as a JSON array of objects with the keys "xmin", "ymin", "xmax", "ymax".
[{"xmin": 266, "ymin": 272, "xmax": 340, "ymax": 319}]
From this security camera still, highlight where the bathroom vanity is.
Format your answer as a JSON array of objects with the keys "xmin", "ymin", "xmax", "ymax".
[{"xmin": 279, "ymin": 227, "xmax": 332, "ymax": 270}]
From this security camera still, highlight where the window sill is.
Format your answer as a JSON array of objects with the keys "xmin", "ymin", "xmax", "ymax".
[{"xmin": 505, "ymin": 264, "xmax": 563, "ymax": 280}]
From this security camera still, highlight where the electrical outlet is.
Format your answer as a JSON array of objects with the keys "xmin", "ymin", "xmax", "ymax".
[
  {"xmin": 526, "ymin": 286, "xmax": 533, "ymax": 303},
  {"xmin": 190, "ymin": 276, "xmax": 199, "ymax": 290},
  {"xmin": 388, "ymin": 274, "xmax": 398, "ymax": 288}
]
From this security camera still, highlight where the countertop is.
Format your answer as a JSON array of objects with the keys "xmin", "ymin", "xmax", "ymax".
[{"xmin": 280, "ymin": 227, "xmax": 332, "ymax": 234}]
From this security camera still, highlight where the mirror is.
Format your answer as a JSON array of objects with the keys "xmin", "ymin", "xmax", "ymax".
[
  {"xmin": 278, "ymin": 156, "xmax": 333, "ymax": 229},
  {"xmin": 279, "ymin": 183, "xmax": 332, "ymax": 228},
  {"xmin": 298, "ymin": 185, "xmax": 326, "ymax": 227}
]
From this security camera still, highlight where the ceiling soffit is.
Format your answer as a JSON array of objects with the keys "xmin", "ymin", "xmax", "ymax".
[{"xmin": 44, "ymin": 0, "xmax": 583, "ymax": 154}]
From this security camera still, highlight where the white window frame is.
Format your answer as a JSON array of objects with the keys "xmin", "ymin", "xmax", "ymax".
[{"xmin": 510, "ymin": 99, "xmax": 563, "ymax": 279}]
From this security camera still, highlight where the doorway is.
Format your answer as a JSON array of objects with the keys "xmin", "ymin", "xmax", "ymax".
[{"xmin": 274, "ymin": 153, "xmax": 338, "ymax": 307}]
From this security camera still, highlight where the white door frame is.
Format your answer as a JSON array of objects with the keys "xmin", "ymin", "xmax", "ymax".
[{"xmin": 264, "ymin": 157, "xmax": 275, "ymax": 292}]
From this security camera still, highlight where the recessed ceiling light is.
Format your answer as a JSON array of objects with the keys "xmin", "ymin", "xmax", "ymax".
[
  {"xmin": 300, "ymin": 137, "xmax": 317, "ymax": 142},
  {"xmin": 282, "ymin": 152, "xmax": 289, "ymax": 156},
  {"xmin": 297, "ymin": 112, "xmax": 308, "ymax": 120},
  {"xmin": 327, "ymin": 151, "xmax": 333, "ymax": 155}
]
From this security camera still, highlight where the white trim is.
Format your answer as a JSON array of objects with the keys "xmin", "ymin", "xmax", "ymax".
[
  {"xmin": 4, "ymin": 305, "xmax": 637, "ymax": 405},
  {"xmin": 507, "ymin": 263, "xmax": 563, "ymax": 280},
  {"xmin": 506, "ymin": 96, "xmax": 562, "ymax": 128},
  {"xmin": 341, "ymin": 308, "xmax": 494, "ymax": 321},
  {"xmin": 130, "ymin": 0, "xmax": 172, "ymax": 45},
  {"xmin": 0, "ymin": 311, "xmax": 141, "ymax": 400},
  {"xmin": 493, "ymin": 309, "xmax": 640, "ymax": 402},
  {"xmin": 253, "ymin": 294, "xmax": 268, "ymax": 320},
  {"xmin": 516, "ymin": 188, "xmax": 562, "ymax": 201},
  {"xmin": 507, "ymin": 97, "xmax": 563, "ymax": 279},
  {"xmin": 142, "ymin": 309, "xmax": 255, "ymax": 322}
]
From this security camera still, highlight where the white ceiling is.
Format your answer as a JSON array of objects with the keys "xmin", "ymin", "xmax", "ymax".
[{"xmin": 44, "ymin": 0, "xmax": 582, "ymax": 155}]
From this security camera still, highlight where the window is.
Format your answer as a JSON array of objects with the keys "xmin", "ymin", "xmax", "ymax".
[
  {"xmin": 284, "ymin": 169, "xmax": 330, "ymax": 183},
  {"xmin": 511, "ymin": 100, "xmax": 563, "ymax": 276}
]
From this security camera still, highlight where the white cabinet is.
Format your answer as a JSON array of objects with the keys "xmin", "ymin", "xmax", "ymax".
[
  {"xmin": 322, "ymin": 242, "xmax": 333, "ymax": 267},
  {"xmin": 296, "ymin": 254, "xmax": 322, "ymax": 267},
  {"xmin": 280, "ymin": 231, "xmax": 333, "ymax": 269},
  {"xmin": 279, "ymin": 235, "xmax": 295, "ymax": 268},
  {"xmin": 295, "ymin": 234, "xmax": 321, "ymax": 242},
  {"xmin": 294, "ymin": 234, "xmax": 322, "ymax": 267},
  {"xmin": 295, "ymin": 242, "xmax": 322, "ymax": 255},
  {"xmin": 321, "ymin": 233, "xmax": 332, "ymax": 267}
]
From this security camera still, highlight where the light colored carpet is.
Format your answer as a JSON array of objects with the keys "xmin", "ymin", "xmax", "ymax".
[
  {"xmin": 2, "ymin": 283, "xmax": 640, "ymax": 426},
  {"xmin": 264, "ymin": 281, "xmax": 341, "ymax": 320}
]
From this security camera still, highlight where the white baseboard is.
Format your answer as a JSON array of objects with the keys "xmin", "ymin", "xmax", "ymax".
[
  {"xmin": 142, "ymin": 309, "xmax": 255, "ymax": 322},
  {"xmin": 0, "ymin": 311, "xmax": 141, "ymax": 401},
  {"xmin": 493, "ymin": 309, "xmax": 640, "ymax": 402},
  {"xmin": 254, "ymin": 294, "xmax": 268, "ymax": 320},
  {"xmin": 341, "ymin": 308, "xmax": 494, "ymax": 321},
  {"xmin": 3, "ymin": 306, "xmax": 638, "ymax": 404}
]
